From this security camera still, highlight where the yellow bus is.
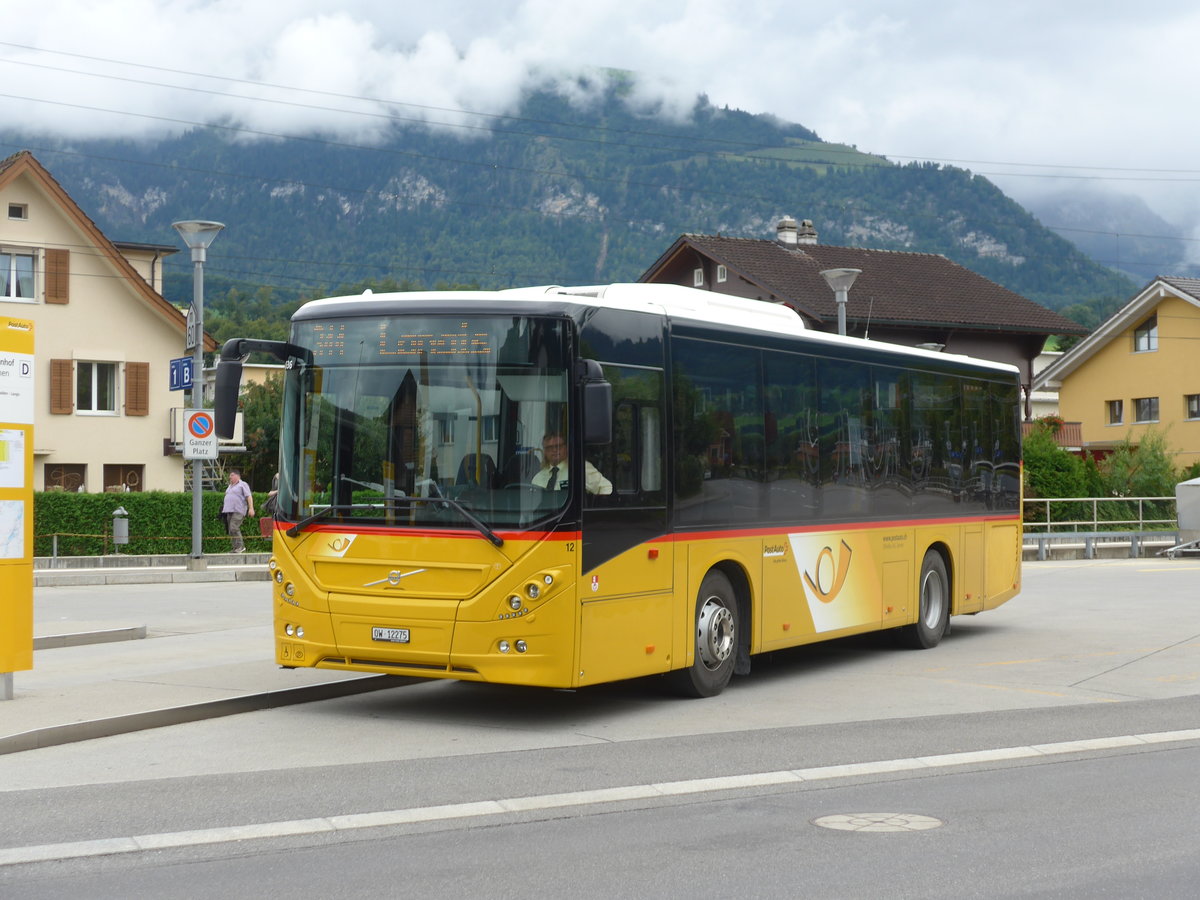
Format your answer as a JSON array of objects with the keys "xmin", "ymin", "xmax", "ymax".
[{"xmin": 214, "ymin": 283, "xmax": 1022, "ymax": 697}]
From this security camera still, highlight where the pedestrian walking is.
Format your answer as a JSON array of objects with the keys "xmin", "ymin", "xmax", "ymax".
[{"xmin": 222, "ymin": 469, "xmax": 255, "ymax": 553}]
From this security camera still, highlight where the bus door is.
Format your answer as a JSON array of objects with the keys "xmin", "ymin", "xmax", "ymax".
[{"xmin": 578, "ymin": 367, "xmax": 673, "ymax": 684}]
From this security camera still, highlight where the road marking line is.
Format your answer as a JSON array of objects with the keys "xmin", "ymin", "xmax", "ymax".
[{"xmin": 2, "ymin": 728, "xmax": 1198, "ymax": 868}]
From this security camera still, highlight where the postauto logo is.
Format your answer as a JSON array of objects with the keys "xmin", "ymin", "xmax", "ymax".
[{"xmin": 790, "ymin": 534, "xmax": 879, "ymax": 633}]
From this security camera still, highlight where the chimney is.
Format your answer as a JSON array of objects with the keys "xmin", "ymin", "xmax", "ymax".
[
  {"xmin": 797, "ymin": 219, "xmax": 818, "ymax": 245},
  {"xmin": 776, "ymin": 217, "xmax": 798, "ymax": 246}
]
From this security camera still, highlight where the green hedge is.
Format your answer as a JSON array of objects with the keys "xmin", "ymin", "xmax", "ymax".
[{"xmin": 34, "ymin": 491, "xmax": 273, "ymax": 557}]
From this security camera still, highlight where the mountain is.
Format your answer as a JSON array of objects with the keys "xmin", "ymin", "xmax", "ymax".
[
  {"xmin": 1018, "ymin": 186, "xmax": 1194, "ymax": 286},
  {"xmin": 2, "ymin": 86, "xmax": 1135, "ymax": 320}
]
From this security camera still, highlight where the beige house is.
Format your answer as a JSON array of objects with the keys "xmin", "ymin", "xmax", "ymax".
[
  {"xmin": 0, "ymin": 150, "xmax": 217, "ymax": 492},
  {"xmin": 1034, "ymin": 277, "xmax": 1200, "ymax": 468}
]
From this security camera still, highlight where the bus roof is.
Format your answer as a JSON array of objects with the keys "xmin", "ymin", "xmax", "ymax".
[{"xmin": 299, "ymin": 283, "xmax": 1019, "ymax": 376}]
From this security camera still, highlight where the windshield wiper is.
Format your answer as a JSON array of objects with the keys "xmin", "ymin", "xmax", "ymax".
[
  {"xmin": 284, "ymin": 497, "xmax": 504, "ymax": 548},
  {"xmin": 402, "ymin": 496, "xmax": 504, "ymax": 548},
  {"xmin": 285, "ymin": 504, "xmax": 381, "ymax": 537}
]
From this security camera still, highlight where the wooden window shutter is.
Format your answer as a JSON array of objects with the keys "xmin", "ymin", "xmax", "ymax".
[
  {"xmin": 125, "ymin": 361, "xmax": 150, "ymax": 416},
  {"xmin": 45, "ymin": 248, "xmax": 70, "ymax": 304},
  {"xmin": 50, "ymin": 359, "xmax": 74, "ymax": 414}
]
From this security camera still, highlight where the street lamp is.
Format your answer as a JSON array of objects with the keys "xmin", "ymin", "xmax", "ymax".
[
  {"xmin": 173, "ymin": 220, "xmax": 224, "ymax": 565},
  {"xmin": 819, "ymin": 267, "xmax": 862, "ymax": 337}
]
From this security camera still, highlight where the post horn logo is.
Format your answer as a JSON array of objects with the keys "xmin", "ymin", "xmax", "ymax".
[{"xmin": 803, "ymin": 540, "xmax": 853, "ymax": 604}]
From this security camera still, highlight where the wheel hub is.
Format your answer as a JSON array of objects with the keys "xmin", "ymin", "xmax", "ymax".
[{"xmin": 697, "ymin": 597, "xmax": 734, "ymax": 670}]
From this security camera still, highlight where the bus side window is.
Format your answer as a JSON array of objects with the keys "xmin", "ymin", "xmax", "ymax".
[
  {"xmin": 639, "ymin": 405, "xmax": 662, "ymax": 491},
  {"xmin": 611, "ymin": 402, "xmax": 637, "ymax": 493},
  {"xmin": 599, "ymin": 400, "xmax": 662, "ymax": 495},
  {"xmin": 587, "ymin": 365, "xmax": 665, "ymax": 507}
]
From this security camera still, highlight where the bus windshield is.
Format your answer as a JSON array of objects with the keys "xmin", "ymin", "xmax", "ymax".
[{"xmin": 277, "ymin": 314, "xmax": 572, "ymax": 531}]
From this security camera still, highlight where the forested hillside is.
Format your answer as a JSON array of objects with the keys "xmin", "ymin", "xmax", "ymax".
[{"xmin": 3, "ymin": 85, "xmax": 1134, "ymax": 323}]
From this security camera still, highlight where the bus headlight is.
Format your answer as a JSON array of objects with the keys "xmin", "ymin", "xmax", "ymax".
[
  {"xmin": 284, "ymin": 582, "xmax": 295, "ymax": 597},
  {"xmin": 498, "ymin": 640, "xmax": 511, "ymax": 653},
  {"xmin": 525, "ymin": 582, "xmax": 541, "ymax": 600},
  {"xmin": 274, "ymin": 570, "xmax": 284, "ymax": 583},
  {"xmin": 515, "ymin": 640, "xmax": 528, "ymax": 653},
  {"xmin": 285, "ymin": 624, "xmax": 294, "ymax": 636},
  {"xmin": 508, "ymin": 595, "xmax": 523, "ymax": 611}
]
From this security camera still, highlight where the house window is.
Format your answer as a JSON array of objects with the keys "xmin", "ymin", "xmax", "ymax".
[
  {"xmin": 1133, "ymin": 314, "xmax": 1158, "ymax": 352},
  {"xmin": 8, "ymin": 204, "xmax": 28, "ymax": 220},
  {"xmin": 76, "ymin": 361, "xmax": 118, "ymax": 414},
  {"xmin": 1106, "ymin": 400, "xmax": 1123, "ymax": 425},
  {"xmin": 693, "ymin": 267, "xmax": 704, "ymax": 287},
  {"xmin": 1186, "ymin": 394, "xmax": 1200, "ymax": 421},
  {"xmin": 103, "ymin": 464, "xmax": 144, "ymax": 492},
  {"xmin": 1133, "ymin": 396, "xmax": 1159, "ymax": 423},
  {"xmin": 45, "ymin": 464, "xmax": 86, "ymax": 492},
  {"xmin": 2, "ymin": 250, "xmax": 35, "ymax": 300},
  {"xmin": 437, "ymin": 416, "xmax": 455, "ymax": 444},
  {"xmin": 482, "ymin": 414, "xmax": 498, "ymax": 443},
  {"xmin": 716, "ymin": 264, "xmax": 727, "ymax": 283}
]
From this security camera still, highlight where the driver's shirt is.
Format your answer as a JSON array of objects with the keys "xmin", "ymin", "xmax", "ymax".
[{"xmin": 533, "ymin": 462, "xmax": 612, "ymax": 495}]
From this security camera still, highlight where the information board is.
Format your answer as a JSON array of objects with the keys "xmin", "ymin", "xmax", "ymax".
[{"xmin": 0, "ymin": 316, "xmax": 34, "ymax": 683}]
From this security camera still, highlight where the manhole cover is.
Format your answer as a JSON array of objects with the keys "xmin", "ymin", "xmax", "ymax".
[{"xmin": 813, "ymin": 813, "xmax": 944, "ymax": 833}]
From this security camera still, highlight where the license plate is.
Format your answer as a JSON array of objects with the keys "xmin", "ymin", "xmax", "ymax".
[{"xmin": 372, "ymin": 627, "xmax": 410, "ymax": 644}]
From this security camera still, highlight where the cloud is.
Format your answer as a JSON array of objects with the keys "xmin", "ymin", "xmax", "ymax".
[{"xmin": 5, "ymin": 1, "xmax": 1200, "ymax": 226}]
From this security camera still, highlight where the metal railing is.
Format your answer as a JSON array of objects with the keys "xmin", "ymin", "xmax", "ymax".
[{"xmin": 1022, "ymin": 496, "xmax": 1177, "ymax": 534}]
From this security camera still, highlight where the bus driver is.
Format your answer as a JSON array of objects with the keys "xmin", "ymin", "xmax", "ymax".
[{"xmin": 532, "ymin": 432, "xmax": 612, "ymax": 495}]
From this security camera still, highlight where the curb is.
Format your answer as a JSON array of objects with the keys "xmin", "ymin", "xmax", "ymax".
[
  {"xmin": 34, "ymin": 569, "xmax": 272, "ymax": 587},
  {"xmin": 33, "ymin": 626, "xmax": 148, "ymax": 650},
  {"xmin": 0, "ymin": 674, "xmax": 413, "ymax": 757}
]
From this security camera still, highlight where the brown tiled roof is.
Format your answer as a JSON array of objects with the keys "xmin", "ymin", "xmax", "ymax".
[
  {"xmin": 1022, "ymin": 420, "xmax": 1082, "ymax": 449},
  {"xmin": 645, "ymin": 235, "xmax": 1087, "ymax": 336},
  {"xmin": 1158, "ymin": 276, "xmax": 1200, "ymax": 301}
]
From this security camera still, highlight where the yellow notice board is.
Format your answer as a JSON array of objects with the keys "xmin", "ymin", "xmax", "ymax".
[{"xmin": 0, "ymin": 316, "xmax": 34, "ymax": 676}]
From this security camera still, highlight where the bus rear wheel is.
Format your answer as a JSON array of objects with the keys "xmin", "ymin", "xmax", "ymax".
[
  {"xmin": 670, "ymin": 570, "xmax": 738, "ymax": 698},
  {"xmin": 898, "ymin": 550, "xmax": 949, "ymax": 649}
]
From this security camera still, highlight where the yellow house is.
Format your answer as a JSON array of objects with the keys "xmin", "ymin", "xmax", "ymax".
[
  {"xmin": 1034, "ymin": 277, "xmax": 1200, "ymax": 468},
  {"xmin": 0, "ymin": 150, "xmax": 218, "ymax": 492}
]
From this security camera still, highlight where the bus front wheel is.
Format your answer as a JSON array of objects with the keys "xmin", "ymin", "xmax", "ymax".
[
  {"xmin": 670, "ymin": 570, "xmax": 739, "ymax": 698},
  {"xmin": 898, "ymin": 550, "xmax": 949, "ymax": 649}
]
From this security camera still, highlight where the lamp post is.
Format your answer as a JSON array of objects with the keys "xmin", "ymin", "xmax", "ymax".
[
  {"xmin": 173, "ymin": 220, "xmax": 224, "ymax": 565},
  {"xmin": 819, "ymin": 268, "xmax": 862, "ymax": 336}
]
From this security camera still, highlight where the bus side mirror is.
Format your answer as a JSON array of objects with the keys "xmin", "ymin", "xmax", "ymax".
[
  {"xmin": 214, "ymin": 358, "xmax": 242, "ymax": 440},
  {"xmin": 578, "ymin": 359, "xmax": 612, "ymax": 445}
]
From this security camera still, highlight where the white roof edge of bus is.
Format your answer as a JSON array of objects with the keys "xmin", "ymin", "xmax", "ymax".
[
  {"xmin": 511, "ymin": 284, "xmax": 1018, "ymax": 374},
  {"xmin": 301, "ymin": 284, "xmax": 1018, "ymax": 375}
]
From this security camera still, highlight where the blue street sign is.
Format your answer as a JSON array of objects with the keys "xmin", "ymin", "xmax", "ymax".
[{"xmin": 169, "ymin": 356, "xmax": 194, "ymax": 391}]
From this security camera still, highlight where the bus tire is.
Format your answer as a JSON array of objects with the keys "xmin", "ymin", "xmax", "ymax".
[
  {"xmin": 899, "ymin": 550, "xmax": 949, "ymax": 649},
  {"xmin": 670, "ymin": 570, "xmax": 739, "ymax": 698}
]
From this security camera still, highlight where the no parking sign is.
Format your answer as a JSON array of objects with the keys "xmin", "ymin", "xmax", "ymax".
[{"xmin": 183, "ymin": 409, "xmax": 218, "ymax": 459}]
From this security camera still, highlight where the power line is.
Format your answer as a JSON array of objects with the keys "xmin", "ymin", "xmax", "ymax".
[
  {"xmin": 5, "ymin": 40, "xmax": 1200, "ymax": 180},
  {"xmin": 4, "ymin": 49, "xmax": 1196, "ymax": 286},
  {"xmin": 0, "ymin": 44, "xmax": 786, "ymax": 156}
]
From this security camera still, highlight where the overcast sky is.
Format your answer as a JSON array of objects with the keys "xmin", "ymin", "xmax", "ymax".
[{"xmin": 6, "ymin": 1, "xmax": 1200, "ymax": 233}]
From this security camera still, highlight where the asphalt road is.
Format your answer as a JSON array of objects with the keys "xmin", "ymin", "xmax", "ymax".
[{"xmin": 2, "ymin": 558, "xmax": 1198, "ymax": 897}]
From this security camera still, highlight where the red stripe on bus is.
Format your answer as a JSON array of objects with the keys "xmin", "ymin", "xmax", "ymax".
[
  {"xmin": 667, "ymin": 514, "xmax": 1020, "ymax": 542},
  {"xmin": 282, "ymin": 522, "xmax": 580, "ymax": 541}
]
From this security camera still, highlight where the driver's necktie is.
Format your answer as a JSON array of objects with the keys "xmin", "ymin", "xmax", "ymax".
[{"xmin": 546, "ymin": 466, "xmax": 558, "ymax": 489}]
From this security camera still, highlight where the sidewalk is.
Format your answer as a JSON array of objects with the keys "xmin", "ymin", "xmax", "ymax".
[
  {"xmin": 2, "ymin": 556, "xmax": 408, "ymax": 755},
  {"xmin": 33, "ymin": 552, "xmax": 275, "ymax": 587}
]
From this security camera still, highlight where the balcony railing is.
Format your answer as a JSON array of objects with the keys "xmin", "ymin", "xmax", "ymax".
[{"xmin": 1022, "ymin": 496, "xmax": 1177, "ymax": 533}]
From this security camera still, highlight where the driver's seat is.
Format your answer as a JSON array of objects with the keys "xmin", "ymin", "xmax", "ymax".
[
  {"xmin": 502, "ymin": 451, "xmax": 541, "ymax": 485},
  {"xmin": 456, "ymin": 453, "xmax": 498, "ymax": 488}
]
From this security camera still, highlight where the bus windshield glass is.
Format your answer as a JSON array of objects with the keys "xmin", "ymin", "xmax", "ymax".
[{"xmin": 277, "ymin": 314, "xmax": 572, "ymax": 530}]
